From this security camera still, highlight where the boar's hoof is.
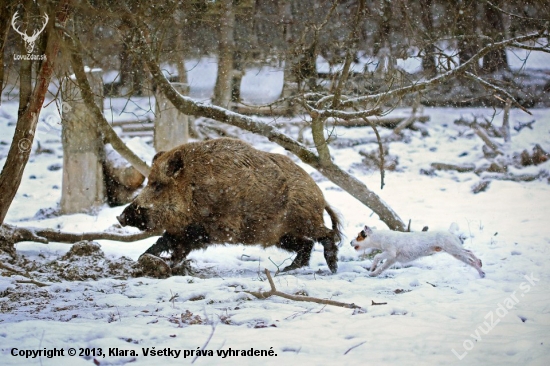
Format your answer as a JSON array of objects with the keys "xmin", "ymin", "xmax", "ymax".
[
  {"xmin": 138, "ymin": 254, "xmax": 172, "ymax": 279},
  {"xmin": 171, "ymin": 259, "xmax": 195, "ymax": 276},
  {"xmin": 281, "ymin": 263, "xmax": 302, "ymax": 273}
]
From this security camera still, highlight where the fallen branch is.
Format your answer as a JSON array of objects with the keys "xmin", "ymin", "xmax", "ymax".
[
  {"xmin": 244, "ymin": 269, "xmax": 362, "ymax": 309},
  {"xmin": 0, "ymin": 224, "xmax": 161, "ymax": 245},
  {"xmin": 0, "ymin": 262, "xmax": 50, "ymax": 287},
  {"xmin": 480, "ymin": 171, "xmax": 547, "ymax": 182},
  {"xmin": 15, "ymin": 279, "xmax": 50, "ymax": 287},
  {"xmin": 471, "ymin": 180, "xmax": 491, "ymax": 194},
  {"xmin": 344, "ymin": 341, "xmax": 366, "ymax": 355},
  {"xmin": 472, "ymin": 123, "xmax": 504, "ymax": 155},
  {"xmin": 392, "ymin": 113, "xmax": 418, "ymax": 136},
  {"xmin": 514, "ymin": 120, "xmax": 535, "ymax": 132},
  {"xmin": 431, "ymin": 162, "xmax": 476, "ymax": 173}
]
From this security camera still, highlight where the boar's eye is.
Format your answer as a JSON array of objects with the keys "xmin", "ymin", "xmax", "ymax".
[{"xmin": 151, "ymin": 181, "xmax": 164, "ymax": 193}]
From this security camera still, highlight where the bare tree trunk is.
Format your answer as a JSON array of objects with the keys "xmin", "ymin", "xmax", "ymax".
[
  {"xmin": 419, "ymin": 0, "xmax": 437, "ymax": 77},
  {"xmin": 279, "ymin": 0, "xmax": 297, "ymax": 114},
  {"xmin": 61, "ymin": 69, "xmax": 106, "ymax": 213},
  {"xmin": 482, "ymin": 1, "xmax": 509, "ymax": 73},
  {"xmin": 119, "ymin": 19, "xmax": 145, "ymax": 96},
  {"xmin": 119, "ymin": 30, "xmax": 133, "ymax": 95},
  {"xmin": 212, "ymin": 0, "xmax": 235, "ymax": 108},
  {"xmin": 456, "ymin": 0, "xmax": 478, "ymax": 68},
  {"xmin": 173, "ymin": 11, "xmax": 199, "ymax": 138},
  {"xmin": 0, "ymin": 0, "xmax": 70, "ymax": 225},
  {"xmin": 0, "ymin": 2, "xmax": 13, "ymax": 100},
  {"xmin": 373, "ymin": 0, "xmax": 392, "ymax": 57},
  {"xmin": 231, "ymin": 50, "xmax": 243, "ymax": 103},
  {"xmin": 175, "ymin": 25, "xmax": 189, "ymax": 85},
  {"xmin": 154, "ymin": 82, "xmax": 190, "ymax": 151}
]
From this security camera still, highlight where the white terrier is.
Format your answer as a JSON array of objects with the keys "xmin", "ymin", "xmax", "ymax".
[{"xmin": 350, "ymin": 225, "xmax": 485, "ymax": 277}]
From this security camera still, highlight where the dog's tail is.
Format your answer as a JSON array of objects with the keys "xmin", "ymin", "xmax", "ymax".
[{"xmin": 325, "ymin": 204, "xmax": 343, "ymax": 246}]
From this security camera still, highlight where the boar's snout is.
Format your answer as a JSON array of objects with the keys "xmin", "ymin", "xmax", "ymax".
[
  {"xmin": 117, "ymin": 202, "xmax": 152, "ymax": 231},
  {"xmin": 116, "ymin": 212, "xmax": 128, "ymax": 226}
]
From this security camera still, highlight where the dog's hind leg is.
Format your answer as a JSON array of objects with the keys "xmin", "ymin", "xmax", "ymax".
[{"xmin": 446, "ymin": 247, "xmax": 485, "ymax": 278}]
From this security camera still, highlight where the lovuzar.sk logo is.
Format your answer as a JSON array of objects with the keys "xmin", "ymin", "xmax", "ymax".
[{"xmin": 11, "ymin": 10, "xmax": 49, "ymax": 54}]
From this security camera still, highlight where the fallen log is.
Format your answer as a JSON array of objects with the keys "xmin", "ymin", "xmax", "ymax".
[
  {"xmin": 431, "ymin": 162, "xmax": 476, "ymax": 173},
  {"xmin": 479, "ymin": 171, "xmax": 547, "ymax": 182},
  {"xmin": 104, "ymin": 144, "xmax": 145, "ymax": 190}
]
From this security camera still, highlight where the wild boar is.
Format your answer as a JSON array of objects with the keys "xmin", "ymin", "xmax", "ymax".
[{"xmin": 117, "ymin": 138, "xmax": 342, "ymax": 274}]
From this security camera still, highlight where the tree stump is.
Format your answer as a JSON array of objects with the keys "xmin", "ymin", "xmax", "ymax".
[
  {"xmin": 60, "ymin": 68, "xmax": 106, "ymax": 214},
  {"xmin": 154, "ymin": 82, "xmax": 190, "ymax": 152}
]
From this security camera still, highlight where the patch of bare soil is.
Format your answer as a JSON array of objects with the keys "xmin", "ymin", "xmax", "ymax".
[{"xmin": 19, "ymin": 241, "xmax": 140, "ymax": 282}]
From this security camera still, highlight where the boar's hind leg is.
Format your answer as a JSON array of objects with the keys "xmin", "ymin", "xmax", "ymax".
[
  {"xmin": 319, "ymin": 236, "xmax": 338, "ymax": 274},
  {"xmin": 279, "ymin": 235, "xmax": 314, "ymax": 272}
]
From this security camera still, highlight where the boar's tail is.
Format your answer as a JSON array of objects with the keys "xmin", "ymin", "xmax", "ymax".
[{"xmin": 324, "ymin": 204, "xmax": 343, "ymax": 245}]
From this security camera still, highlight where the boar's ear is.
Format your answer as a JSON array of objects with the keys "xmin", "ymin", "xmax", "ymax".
[
  {"xmin": 165, "ymin": 150, "xmax": 184, "ymax": 177},
  {"xmin": 152, "ymin": 151, "xmax": 165, "ymax": 164}
]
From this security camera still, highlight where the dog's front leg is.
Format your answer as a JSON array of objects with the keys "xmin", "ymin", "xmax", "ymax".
[
  {"xmin": 369, "ymin": 257, "xmax": 397, "ymax": 277},
  {"xmin": 370, "ymin": 252, "xmax": 385, "ymax": 271},
  {"xmin": 369, "ymin": 251, "xmax": 391, "ymax": 273}
]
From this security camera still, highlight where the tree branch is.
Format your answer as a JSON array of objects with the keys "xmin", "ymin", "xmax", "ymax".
[
  {"xmin": 510, "ymin": 42, "xmax": 550, "ymax": 53},
  {"xmin": 0, "ymin": 223, "xmax": 161, "ymax": 245},
  {"xmin": 471, "ymin": 123, "xmax": 504, "ymax": 155},
  {"xmin": 125, "ymin": 12, "xmax": 406, "ymax": 231},
  {"xmin": 464, "ymin": 71, "xmax": 532, "ymax": 115},
  {"xmin": 0, "ymin": 262, "xmax": 50, "ymax": 287}
]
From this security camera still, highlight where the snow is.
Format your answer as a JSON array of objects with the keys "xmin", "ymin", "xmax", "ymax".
[{"xmin": 1, "ymin": 55, "xmax": 550, "ymax": 365}]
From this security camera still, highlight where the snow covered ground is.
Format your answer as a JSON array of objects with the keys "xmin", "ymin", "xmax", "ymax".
[{"xmin": 1, "ymin": 51, "xmax": 550, "ymax": 364}]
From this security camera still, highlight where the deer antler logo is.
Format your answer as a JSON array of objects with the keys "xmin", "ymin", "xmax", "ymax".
[{"xmin": 11, "ymin": 11, "xmax": 49, "ymax": 54}]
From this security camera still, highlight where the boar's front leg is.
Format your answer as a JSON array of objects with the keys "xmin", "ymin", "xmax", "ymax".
[
  {"xmin": 143, "ymin": 224, "xmax": 210, "ymax": 262},
  {"xmin": 170, "ymin": 224, "xmax": 210, "ymax": 265},
  {"xmin": 143, "ymin": 232, "xmax": 179, "ymax": 257},
  {"xmin": 169, "ymin": 224, "xmax": 210, "ymax": 276},
  {"xmin": 142, "ymin": 225, "xmax": 209, "ymax": 276}
]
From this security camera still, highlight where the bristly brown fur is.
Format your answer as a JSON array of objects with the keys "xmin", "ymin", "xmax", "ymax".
[{"xmin": 118, "ymin": 138, "xmax": 342, "ymax": 274}]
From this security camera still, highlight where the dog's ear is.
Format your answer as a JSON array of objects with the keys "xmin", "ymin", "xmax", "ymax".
[{"xmin": 363, "ymin": 225, "xmax": 373, "ymax": 236}]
